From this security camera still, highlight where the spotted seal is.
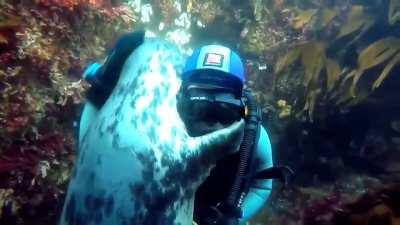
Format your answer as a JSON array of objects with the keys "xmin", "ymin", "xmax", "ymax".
[{"xmin": 59, "ymin": 37, "xmax": 245, "ymax": 225}]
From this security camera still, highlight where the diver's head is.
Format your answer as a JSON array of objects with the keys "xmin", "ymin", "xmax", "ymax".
[{"xmin": 177, "ymin": 44, "xmax": 246, "ymax": 137}]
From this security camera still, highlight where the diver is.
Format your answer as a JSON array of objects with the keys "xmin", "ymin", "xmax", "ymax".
[
  {"xmin": 176, "ymin": 45, "xmax": 274, "ymax": 225},
  {"xmin": 81, "ymin": 31, "xmax": 292, "ymax": 225}
]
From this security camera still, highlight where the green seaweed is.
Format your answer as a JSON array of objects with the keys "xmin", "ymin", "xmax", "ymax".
[
  {"xmin": 350, "ymin": 37, "xmax": 400, "ymax": 96},
  {"xmin": 275, "ymin": 42, "xmax": 343, "ymax": 120},
  {"xmin": 336, "ymin": 5, "xmax": 374, "ymax": 39},
  {"xmin": 274, "ymin": 1, "xmax": 400, "ymax": 121},
  {"xmin": 290, "ymin": 8, "xmax": 317, "ymax": 29},
  {"xmin": 389, "ymin": 0, "xmax": 400, "ymax": 25}
]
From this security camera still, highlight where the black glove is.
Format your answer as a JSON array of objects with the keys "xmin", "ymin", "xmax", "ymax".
[{"xmin": 200, "ymin": 203, "xmax": 242, "ymax": 225}]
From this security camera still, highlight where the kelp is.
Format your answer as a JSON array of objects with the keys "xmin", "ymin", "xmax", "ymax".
[
  {"xmin": 290, "ymin": 8, "xmax": 317, "ymax": 29},
  {"xmin": 273, "ymin": 1, "xmax": 400, "ymax": 121},
  {"xmin": 325, "ymin": 58, "xmax": 341, "ymax": 91},
  {"xmin": 336, "ymin": 5, "xmax": 374, "ymax": 39},
  {"xmin": 275, "ymin": 42, "xmax": 342, "ymax": 121},
  {"xmin": 287, "ymin": 4, "xmax": 374, "ymax": 37},
  {"xmin": 275, "ymin": 46, "xmax": 302, "ymax": 73},
  {"xmin": 288, "ymin": 6, "xmax": 337, "ymax": 31},
  {"xmin": 319, "ymin": 8, "xmax": 337, "ymax": 29},
  {"xmin": 337, "ymin": 13, "xmax": 400, "ymax": 102},
  {"xmin": 348, "ymin": 37, "xmax": 400, "ymax": 96},
  {"xmin": 389, "ymin": 0, "xmax": 400, "ymax": 25},
  {"xmin": 300, "ymin": 42, "xmax": 325, "ymax": 88},
  {"xmin": 373, "ymin": 52, "xmax": 400, "ymax": 89},
  {"xmin": 302, "ymin": 88, "xmax": 321, "ymax": 122}
]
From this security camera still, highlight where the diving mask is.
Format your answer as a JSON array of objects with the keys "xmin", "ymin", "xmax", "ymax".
[{"xmin": 178, "ymin": 84, "xmax": 245, "ymax": 125}]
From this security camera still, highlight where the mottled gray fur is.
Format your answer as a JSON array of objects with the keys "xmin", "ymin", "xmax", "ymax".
[{"xmin": 59, "ymin": 38, "xmax": 244, "ymax": 225}]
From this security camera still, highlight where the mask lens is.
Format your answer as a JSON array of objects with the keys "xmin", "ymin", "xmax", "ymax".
[
  {"xmin": 191, "ymin": 101, "xmax": 211, "ymax": 119},
  {"xmin": 214, "ymin": 102, "xmax": 242, "ymax": 124},
  {"xmin": 178, "ymin": 87, "xmax": 244, "ymax": 124},
  {"xmin": 182, "ymin": 99, "xmax": 242, "ymax": 124}
]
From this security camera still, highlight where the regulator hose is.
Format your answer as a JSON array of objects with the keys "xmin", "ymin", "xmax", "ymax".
[
  {"xmin": 200, "ymin": 90, "xmax": 262, "ymax": 225},
  {"xmin": 226, "ymin": 89, "xmax": 261, "ymax": 208}
]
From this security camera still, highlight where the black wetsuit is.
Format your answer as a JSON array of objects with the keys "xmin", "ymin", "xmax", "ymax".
[{"xmin": 194, "ymin": 152, "xmax": 242, "ymax": 224}]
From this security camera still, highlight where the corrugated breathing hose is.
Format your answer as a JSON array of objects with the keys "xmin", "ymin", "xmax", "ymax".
[{"xmin": 226, "ymin": 89, "xmax": 261, "ymax": 209}]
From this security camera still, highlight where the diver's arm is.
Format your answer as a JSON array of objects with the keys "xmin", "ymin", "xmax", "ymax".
[{"xmin": 239, "ymin": 125, "xmax": 273, "ymax": 225}]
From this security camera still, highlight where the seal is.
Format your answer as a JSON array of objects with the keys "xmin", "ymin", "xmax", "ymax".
[{"xmin": 59, "ymin": 36, "xmax": 245, "ymax": 225}]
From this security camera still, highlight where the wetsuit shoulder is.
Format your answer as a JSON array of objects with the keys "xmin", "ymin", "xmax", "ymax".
[{"xmin": 253, "ymin": 125, "xmax": 274, "ymax": 171}]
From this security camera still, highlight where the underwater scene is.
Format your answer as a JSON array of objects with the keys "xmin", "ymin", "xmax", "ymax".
[{"xmin": 1, "ymin": 0, "xmax": 400, "ymax": 225}]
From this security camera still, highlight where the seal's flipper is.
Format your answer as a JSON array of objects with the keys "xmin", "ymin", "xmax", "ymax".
[
  {"xmin": 187, "ymin": 119, "xmax": 245, "ymax": 165},
  {"xmin": 79, "ymin": 31, "xmax": 145, "ymax": 150},
  {"xmin": 86, "ymin": 30, "xmax": 146, "ymax": 108}
]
